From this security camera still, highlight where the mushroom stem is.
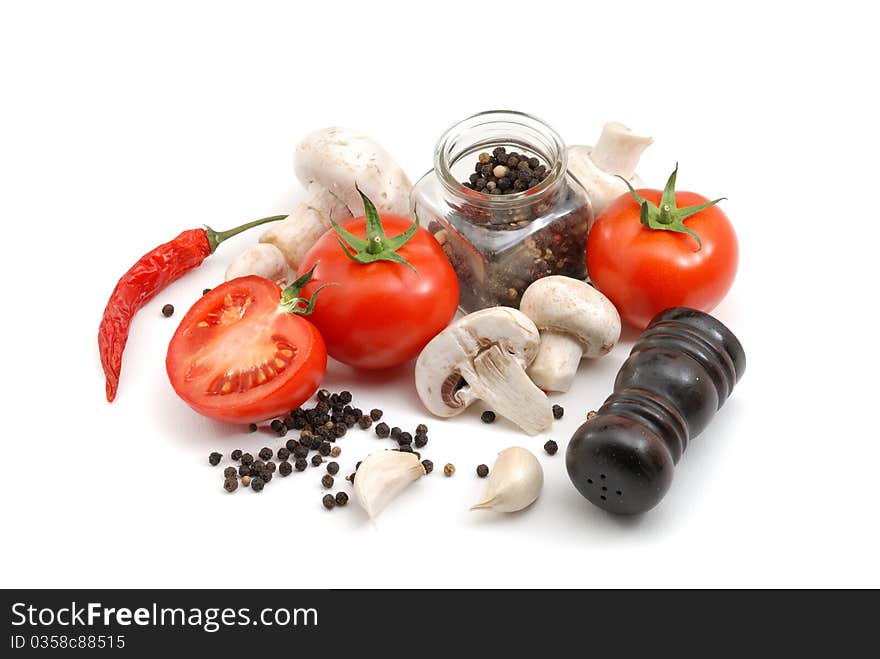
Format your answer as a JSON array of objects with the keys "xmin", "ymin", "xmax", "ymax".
[
  {"xmin": 460, "ymin": 345, "xmax": 553, "ymax": 436},
  {"xmin": 589, "ymin": 122, "xmax": 654, "ymax": 180},
  {"xmin": 527, "ymin": 331, "xmax": 585, "ymax": 393}
]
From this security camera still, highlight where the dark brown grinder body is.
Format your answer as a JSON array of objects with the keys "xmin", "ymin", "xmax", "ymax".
[{"xmin": 566, "ymin": 307, "xmax": 745, "ymax": 514}]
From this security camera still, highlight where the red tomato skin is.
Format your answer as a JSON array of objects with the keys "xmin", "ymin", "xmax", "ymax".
[
  {"xmin": 166, "ymin": 276, "xmax": 327, "ymax": 424},
  {"xmin": 298, "ymin": 215, "xmax": 459, "ymax": 370},
  {"xmin": 587, "ymin": 190, "xmax": 738, "ymax": 329}
]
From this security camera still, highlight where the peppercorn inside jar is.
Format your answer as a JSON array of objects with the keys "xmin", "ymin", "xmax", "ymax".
[{"xmin": 411, "ymin": 110, "xmax": 592, "ymax": 312}]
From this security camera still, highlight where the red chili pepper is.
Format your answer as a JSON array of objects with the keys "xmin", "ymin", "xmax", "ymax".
[{"xmin": 98, "ymin": 215, "xmax": 286, "ymax": 402}]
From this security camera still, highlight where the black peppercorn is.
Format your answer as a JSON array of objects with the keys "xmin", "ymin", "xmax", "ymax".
[
  {"xmin": 223, "ymin": 466, "xmax": 237, "ymax": 479},
  {"xmin": 322, "ymin": 494, "xmax": 336, "ymax": 509},
  {"xmin": 414, "ymin": 433, "xmax": 428, "ymax": 448},
  {"xmin": 334, "ymin": 424, "xmax": 348, "ymax": 438},
  {"xmin": 262, "ymin": 471, "xmax": 273, "ymax": 483},
  {"xmin": 265, "ymin": 461, "xmax": 277, "ymax": 473},
  {"xmin": 375, "ymin": 422, "xmax": 390, "ymax": 438},
  {"xmin": 370, "ymin": 409, "xmax": 383, "ymax": 421},
  {"xmin": 421, "ymin": 459, "xmax": 434, "ymax": 474},
  {"xmin": 209, "ymin": 452, "xmax": 222, "ymax": 466},
  {"xmin": 390, "ymin": 426, "xmax": 402, "ymax": 439},
  {"xmin": 398, "ymin": 431, "xmax": 413, "ymax": 446},
  {"xmin": 283, "ymin": 416, "xmax": 296, "ymax": 430},
  {"xmin": 544, "ymin": 439, "xmax": 558, "ymax": 455},
  {"xmin": 357, "ymin": 415, "xmax": 372, "ymax": 429},
  {"xmin": 476, "ymin": 464, "xmax": 489, "ymax": 478},
  {"xmin": 259, "ymin": 447, "xmax": 273, "ymax": 461},
  {"xmin": 317, "ymin": 388, "xmax": 331, "ymax": 402},
  {"xmin": 326, "ymin": 461, "xmax": 339, "ymax": 475},
  {"xmin": 311, "ymin": 454, "xmax": 323, "ymax": 467},
  {"xmin": 285, "ymin": 438, "xmax": 299, "ymax": 452},
  {"xmin": 319, "ymin": 441, "xmax": 332, "ymax": 456},
  {"xmin": 250, "ymin": 477, "xmax": 265, "ymax": 492},
  {"xmin": 292, "ymin": 445, "xmax": 308, "ymax": 459},
  {"xmin": 231, "ymin": 449, "xmax": 243, "ymax": 461},
  {"xmin": 321, "ymin": 474, "xmax": 334, "ymax": 489},
  {"xmin": 552, "ymin": 404, "xmax": 564, "ymax": 420},
  {"xmin": 253, "ymin": 459, "xmax": 265, "ymax": 471},
  {"xmin": 481, "ymin": 411, "xmax": 496, "ymax": 424},
  {"xmin": 241, "ymin": 452, "xmax": 254, "ymax": 465},
  {"xmin": 239, "ymin": 464, "xmax": 251, "ymax": 477},
  {"xmin": 248, "ymin": 423, "xmax": 258, "ymax": 433},
  {"xmin": 223, "ymin": 478, "xmax": 238, "ymax": 493},
  {"xmin": 415, "ymin": 423, "xmax": 428, "ymax": 435},
  {"xmin": 335, "ymin": 492, "xmax": 348, "ymax": 506},
  {"xmin": 276, "ymin": 447, "xmax": 289, "ymax": 461},
  {"xmin": 202, "ymin": 288, "xmax": 211, "ymax": 296},
  {"xmin": 161, "ymin": 303, "xmax": 175, "ymax": 317},
  {"xmin": 270, "ymin": 419, "xmax": 283, "ymax": 433},
  {"xmin": 294, "ymin": 458, "xmax": 307, "ymax": 472},
  {"xmin": 279, "ymin": 461, "xmax": 292, "ymax": 477},
  {"xmin": 339, "ymin": 391, "xmax": 353, "ymax": 404}
]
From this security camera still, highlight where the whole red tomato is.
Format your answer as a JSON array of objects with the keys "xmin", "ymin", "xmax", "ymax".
[
  {"xmin": 298, "ymin": 190, "xmax": 459, "ymax": 369},
  {"xmin": 587, "ymin": 165, "xmax": 738, "ymax": 329},
  {"xmin": 166, "ymin": 275, "xmax": 327, "ymax": 424}
]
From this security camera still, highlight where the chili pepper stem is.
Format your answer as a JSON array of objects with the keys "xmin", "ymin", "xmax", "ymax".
[{"xmin": 205, "ymin": 214, "xmax": 287, "ymax": 253}]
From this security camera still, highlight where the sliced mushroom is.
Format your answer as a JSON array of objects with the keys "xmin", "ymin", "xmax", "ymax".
[
  {"xmin": 519, "ymin": 276, "xmax": 621, "ymax": 393},
  {"xmin": 224, "ymin": 243, "xmax": 292, "ymax": 287},
  {"xmin": 567, "ymin": 122, "xmax": 653, "ymax": 221},
  {"xmin": 259, "ymin": 127, "xmax": 412, "ymax": 269},
  {"xmin": 415, "ymin": 307, "xmax": 553, "ymax": 436}
]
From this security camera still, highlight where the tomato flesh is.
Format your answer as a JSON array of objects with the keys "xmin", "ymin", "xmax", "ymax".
[{"xmin": 166, "ymin": 276, "xmax": 326, "ymax": 424}]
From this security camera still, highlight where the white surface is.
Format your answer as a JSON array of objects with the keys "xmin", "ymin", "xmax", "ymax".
[{"xmin": 1, "ymin": 0, "xmax": 878, "ymax": 589}]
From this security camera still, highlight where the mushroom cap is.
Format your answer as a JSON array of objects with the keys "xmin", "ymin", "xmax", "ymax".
[
  {"xmin": 519, "ymin": 276, "xmax": 621, "ymax": 358},
  {"xmin": 294, "ymin": 127, "xmax": 412, "ymax": 217},
  {"xmin": 415, "ymin": 307, "xmax": 541, "ymax": 417}
]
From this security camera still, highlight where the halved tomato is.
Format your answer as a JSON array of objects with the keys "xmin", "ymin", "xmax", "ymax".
[{"xmin": 166, "ymin": 275, "xmax": 326, "ymax": 424}]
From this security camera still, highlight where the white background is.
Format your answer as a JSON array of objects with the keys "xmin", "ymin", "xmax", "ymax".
[{"xmin": 2, "ymin": 1, "xmax": 878, "ymax": 588}]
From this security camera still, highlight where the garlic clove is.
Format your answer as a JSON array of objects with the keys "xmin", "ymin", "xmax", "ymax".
[
  {"xmin": 354, "ymin": 450, "xmax": 427, "ymax": 519},
  {"xmin": 471, "ymin": 447, "xmax": 544, "ymax": 513}
]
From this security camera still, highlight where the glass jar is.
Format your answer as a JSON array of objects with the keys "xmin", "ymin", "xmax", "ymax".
[{"xmin": 411, "ymin": 110, "xmax": 592, "ymax": 313}]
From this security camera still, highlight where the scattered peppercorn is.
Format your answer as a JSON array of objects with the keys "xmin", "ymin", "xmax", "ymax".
[
  {"xmin": 375, "ymin": 422, "xmax": 390, "ymax": 438},
  {"xmin": 335, "ymin": 492, "xmax": 348, "ymax": 506},
  {"xmin": 476, "ymin": 464, "xmax": 489, "ymax": 478},
  {"xmin": 414, "ymin": 433, "xmax": 428, "ymax": 448},
  {"xmin": 357, "ymin": 415, "xmax": 372, "ymax": 429},
  {"xmin": 322, "ymin": 494, "xmax": 336, "ymax": 509},
  {"xmin": 326, "ymin": 462, "xmax": 340, "ymax": 476},
  {"xmin": 248, "ymin": 423, "xmax": 258, "ymax": 433},
  {"xmin": 444, "ymin": 463, "xmax": 455, "ymax": 477},
  {"xmin": 161, "ymin": 303, "xmax": 174, "ymax": 317},
  {"xmin": 250, "ymin": 477, "xmax": 265, "ymax": 492},
  {"xmin": 321, "ymin": 474, "xmax": 334, "ymax": 489},
  {"xmin": 209, "ymin": 452, "xmax": 222, "ymax": 466},
  {"xmin": 202, "ymin": 288, "xmax": 211, "ymax": 296},
  {"xmin": 223, "ymin": 478, "xmax": 238, "ymax": 493},
  {"xmin": 231, "ymin": 449, "xmax": 243, "ymax": 461},
  {"xmin": 481, "ymin": 411, "xmax": 496, "ymax": 424},
  {"xmin": 318, "ymin": 441, "xmax": 332, "ymax": 456},
  {"xmin": 370, "ymin": 409, "xmax": 383, "ymax": 421},
  {"xmin": 311, "ymin": 455, "xmax": 323, "ymax": 467},
  {"xmin": 390, "ymin": 426, "xmax": 402, "ymax": 440},
  {"xmin": 398, "ymin": 431, "xmax": 413, "ymax": 446},
  {"xmin": 552, "ymin": 404, "xmax": 564, "ymax": 420},
  {"xmin": 241, "ymin": 475, "xmax": 251, "ymax": 487},
  {"xmin": 422, "ymin": 459, "xmax": 434, "ymax": 474},
  {"xmin": 544, "ymin": 440, "xmax": 558, "ymax": 455},
  {"xmin": 223, "ymin": 466, "xmax": 237, "ymax": 479},
  {"xmin": 241, "ymin": 452, "xmax": 254, "ymax": 465},
  {"xmin": 239, "ymin": 464, "xmax": 251, "ymax": 477},
  {"xmin": 265, "ymin": 461, "xmax": 277, "ymax": 473},
  {"xmin": 339, "ymin": 391, "xmax": 353, "ymax": 404},
  {"xmin": 330, "ymin": 446, "xmax": 341, "ymax": 458},
  {"xmin": 276, "ymin": 447, "xmax": 290, "ymax": 461},
  {"xmin": 317, "ymin": 388, "xmax": 331, "ymax": 402},
  {"xmin": 285, "ymin": 438, "xmax": 299, "ymax": 452},
  {"xmin": 279, "ymin": 461, "xmax": 292, "ymax": 477},
  {"xmin": 294, "ymin": 458, "xmax": 307, "ymax": 472},
  {"xmin": 415, "ymin": 423, "xmax": 428, "ymax": 435},
  {"xmin": 270, "ymin": 419, "xmax": 283, "ymax": 433}
]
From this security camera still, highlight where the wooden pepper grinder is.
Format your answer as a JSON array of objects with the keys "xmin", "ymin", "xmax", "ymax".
[{"xmin": 566, "ymin": 307, "xmax": 746, "ymax": 514}]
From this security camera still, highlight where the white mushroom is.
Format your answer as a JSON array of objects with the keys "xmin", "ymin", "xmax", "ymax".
[
  {"xmin": 415, "ymin": 307, "xmax": 553, "ymax": 436},
  {"xmin": 567, "ymin": 121, "xmax": 653, "ymax": 221},
  {"xmin": 224, "ymin": 243, "xmax": 292, "ymax": 287},
  {"xmin": 259, "ymin": 127, "xmax": 412, "ymax": 269},
  {"xmin": 519, "ymin": 276, "xmax": 621, "ymax": 393}
]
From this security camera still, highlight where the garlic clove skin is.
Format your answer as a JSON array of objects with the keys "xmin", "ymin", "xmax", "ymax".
[
  {"xmin": 354, "ymin": 450, "xmax": 427, "ymax": 519},
  {"xmin": 471, "ymin": 447, "xmax": 544, "ymax": 513}
]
